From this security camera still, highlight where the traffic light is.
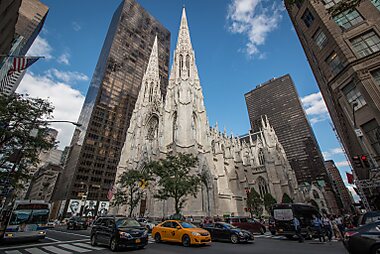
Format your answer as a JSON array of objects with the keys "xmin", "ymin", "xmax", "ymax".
[
  {"xmin": 352, "ymin": 156, "xmax": 363, "ymax": 168},
  {"xmin": 361, "ymin": 155, "xmax": 371, "ymax": 168}
]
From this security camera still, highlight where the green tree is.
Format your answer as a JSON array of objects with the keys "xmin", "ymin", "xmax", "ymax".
[
  {"xmin": 263, "ymin": 193, "xmax": 277, "ymax": 213},
  {"xmin": 146, "ymin": 153, "xmax": 201, "ymax": 215},
  {"xmin": 112, "ymin": 169, "xmax": 150, "ymax": 217},
  {"xmin": 281, "ymin": 193, "xmax": 294, "ymax": 204},
  {"xmin": 246, "ymin": 188, "xmax": 263, "ymax": 218},
  {"xmin": 0, "ymin": 94, "xmax": 55, "ymax": 199}
]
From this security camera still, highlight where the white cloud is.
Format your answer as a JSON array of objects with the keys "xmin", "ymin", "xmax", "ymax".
[
  {"xmin": 323, "ymin": 147, "xmax": 344, "ymax": 159},
  {"xmin": 335, "ymin": 161, "xmax": 351, "ymax": 167},
  {"xmin": 57, "ymin": 53, "xmax": 70, "ymax": 65},
  {"xmin": 72, "ymin": 22, "xmax": 82, "ymax": 32},
  {"xmin": 301, "ymin": 92, "xmax": 330, "ymax": 124},
  {"xmin": 46, "ymin": 68, "xmax": 89, "ymax": 83},
  {"xmin": 16, "ymin": 72, "xmax": 85, "ymax": 149},
  {"xmin": 346, "ymin": 185, "xmax": 360, "ymax": 202},
  {"xmin": 26, "ymin": 36, "xmax": 53, "ymax": 59},
  {"xmin": 227, "ymin": 0, "xmax": 283, "ymax": 57}
]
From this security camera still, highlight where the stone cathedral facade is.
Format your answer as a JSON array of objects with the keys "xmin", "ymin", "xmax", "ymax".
[{"xmin": 114, "ymin": 9, "xmax": 302, "ymax": 217}]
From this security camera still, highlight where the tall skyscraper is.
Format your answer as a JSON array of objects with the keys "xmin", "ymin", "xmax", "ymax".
[
  {"xmin": 245, "ymin": 74, "xmax": 339, "ymax": 214},
  {"xmin": 285, "ymin": 0, "xmax": 380, "ymax": 210},
  {"xmin": 325, "ymin": 160, "xmax": 355, "ymax": 214},
  {"xmin": 54, "ymin": 0, "xmax": 170, "ymax": 217},
  {"xmin": 0, "ymin": 0, "xmax": 48, "ymax": 95}
]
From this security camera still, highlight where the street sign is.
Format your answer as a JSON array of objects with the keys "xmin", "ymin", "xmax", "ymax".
[{"xmin": 355, "ymin": 128, "xmax": 363, "ymax": 137}]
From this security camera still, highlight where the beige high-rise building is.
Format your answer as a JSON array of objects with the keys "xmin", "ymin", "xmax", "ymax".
[{"xmin": 285, "ymin": 0, "xmax": 380, "ymax": 210}]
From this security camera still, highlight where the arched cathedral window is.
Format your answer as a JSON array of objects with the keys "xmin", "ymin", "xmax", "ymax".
[
  {"xmin": 258, "ymin": 149, "xmax": 265, "ymax": 165},
  {"xmin": 149, "ymin": 82, "xmax": 154, "ymax": 102},
  {"xmin": 179, "ymin": 54, "xmax": 183, "ymax": 77},
  {"xmin": 172, "ymin": 112, "xmax": 178, "ymax": 143},
  {"xmin": 313, "ymin": 190, "xmax": 320, "ymax": 199},
  {"xmin": 146, "ymin": 116, "xmax": 159, "ymax": 141},
  {"xmin": 258, "ymin": 177, "xmax": 269, "ymax": 198},
  {"xmin": 186, "ymin": 54, "xmax": 190, "ymax": 77},
  {"xmin": 192, "ymin": 113, "xmax": 197, "ymax": 142}
]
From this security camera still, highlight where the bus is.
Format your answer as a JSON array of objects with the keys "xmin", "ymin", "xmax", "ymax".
[
  {"xmin": 271, "ymin": 203, "xmax": 321, "ymax": 239},
  {"xmin": 0, "ymin": 200, "xmax": 50, "ymax": 241}
]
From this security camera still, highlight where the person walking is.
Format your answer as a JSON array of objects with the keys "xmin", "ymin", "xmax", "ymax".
[
  {"xmin": 312, "ymin": 215, "xmax": 325, "ymax": 242},
  {"xmin": 322, "ymin": 215, "xmax": 333, "ymax": 241},
  {"xmin": 331, "ymin": 215, "xmax": 342, "ymax": 241},
  {"xmin": 293, "ymin": 216, "xmax": 304, "ymax": 243}
]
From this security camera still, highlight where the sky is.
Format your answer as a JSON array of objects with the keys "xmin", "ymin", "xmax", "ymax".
[{"xmin": 16, "ymin": 0, "xmax": 358, "ymax": 200}]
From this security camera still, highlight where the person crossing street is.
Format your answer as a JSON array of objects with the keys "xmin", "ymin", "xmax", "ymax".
[{"xmin": 293, "ymin": 216, "xmax": 304, "ymax": 243}]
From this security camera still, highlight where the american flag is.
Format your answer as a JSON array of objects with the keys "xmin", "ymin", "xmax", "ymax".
[
  {"xmin": 7, "ymin": 56, "xmax": 41, "ymax": 75},
  {"xmin": 107, "ymin": 184, "xmax": 115, "ymax": 201}
]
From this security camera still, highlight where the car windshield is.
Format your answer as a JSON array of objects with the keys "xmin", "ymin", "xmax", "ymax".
[
  {"xmin": 9, "ymin": 209, "xmax": 49, "ymax": 225},
  {"xmin": 116, "ymin": 218, "xmax": 141, "ymax": 228},
  {"xmin": 220, "ymin": 223, "xmax": 237, "ymax": 229},
  {"xmin": 180, "ymin": 222, "xmax": 196, "ymax": 228}
]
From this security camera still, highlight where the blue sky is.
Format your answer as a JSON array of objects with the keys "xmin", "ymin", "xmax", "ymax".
[{"xmin": 17, "ymin": 0, "xmax": 357, "ymax": 199}]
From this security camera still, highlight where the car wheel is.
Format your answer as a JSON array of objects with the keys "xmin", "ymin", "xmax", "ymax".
[
  {"xmin": 259, "ymin": 227, "xmax": 265, "ymax": 235},
  {"xmin": 110, "ymin": 237, "xmax": 119, "ymax": 252},
  {"xmin": 371, "ymin": 245, "xmax": 380, "ymax": 254},
  {"xmin": 230, "ymin": 234, "xmax": 239, "ymax": 244},
  {"xmin": 154, "ymin": 233, "xmax": 161, "ymax": 243},
  {"xmin": 182, "ymin": 235, "xmax": 191, "ymax": 247},
  {"xmin": 91, "ymin": 234, "xmax": 97, "ymax": 246},
  {"xmin": 270, "ymin": 230, "xmax": 276, "ymax": 236}
]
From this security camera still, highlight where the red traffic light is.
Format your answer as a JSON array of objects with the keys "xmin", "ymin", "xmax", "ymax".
[{"xmin": 361, "ymin": 155, "xmax": 367, "ymax": 161}]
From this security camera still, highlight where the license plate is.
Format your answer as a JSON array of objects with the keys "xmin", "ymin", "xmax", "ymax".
[{"xmin": 136, "ymin": 239, "xmax": 141, "ymax": 243}]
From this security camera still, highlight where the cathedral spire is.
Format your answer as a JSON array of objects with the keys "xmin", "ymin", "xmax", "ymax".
[{"xmin": 176, "ymin": 7, "xmax": 193, "ymax": 51}]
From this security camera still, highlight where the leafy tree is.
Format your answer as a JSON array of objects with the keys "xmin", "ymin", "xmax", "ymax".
[
  {"xmin": 146, "ymin": 153, "xmax": 201, "ymax": 215},
  {"xmin": 263, "ymin": 193, "xmax": 277, "ymax": 213},
  {"xmin": 282, "ymin": 193, "xmax": 294, "ymax": 204},
  {"xmin": 112, "ymin": 169, "xmax": 151, "ymax": 217},
  {"xmin": 246, "ymin": 188, "xmax": 263, "ymax": 218},
  {"xmin": 0, "ymin": 94, "xmax": 55, "ymax": 201}
]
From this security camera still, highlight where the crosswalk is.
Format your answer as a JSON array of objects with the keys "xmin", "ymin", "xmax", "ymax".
[
  {"xmin": 254, "ymin": 233, "xmax": 339, "ymax": 242},
  {"xmin": 3, "ymin": 242, "xmax": 105, "ymax": 254}
]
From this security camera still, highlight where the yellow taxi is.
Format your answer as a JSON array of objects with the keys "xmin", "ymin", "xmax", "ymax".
[{"xmin": 152, "ymin": 220, "xmax": 211, "ymax": 247}]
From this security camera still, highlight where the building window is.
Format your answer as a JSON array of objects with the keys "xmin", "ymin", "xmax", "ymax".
[
  {"xmin": 362, "ymin": 119, "xmax": 380, "ymax": 156},
  {"xmin": 326, "ymin": 52, "xmax": 344, "ymax": 75},
  {"xmin": 371, "ymin": 0, "xmax": 380, "ymax": 11},
  {"xmin": 350, "ymin": 31, "xmax": 380, "ymax": 58},
  {"xmin": 323, "ymin": 0, "xmax": 341, "ymax": 9},
  {"xmin": 371, "ymin": 68, "xmax": 380, "ymax": 86},
  {"xmin": 313, "ymin": 29, "xmax": 328, "ymax": 49},
  {"xmin": 258, "ymin": 177, "xmax": 269, "ymax": 198},
  {"xmin": 302, "ymin": 9, "xmax": 315, "ymax": 28},
  {"xmin": 295, "ymin": 0, "xmax": 303, "ymax": 8},
  {"xmin": 333, "ymin": 10, "xmax": 363, "ymax": 30},
  {"xmin": 342, "ymin": 81, "xmax": 366, "ymax": 111},
  {"xmin": 258, "ymin": 149, "xmax": 265, "ymax": 165}
]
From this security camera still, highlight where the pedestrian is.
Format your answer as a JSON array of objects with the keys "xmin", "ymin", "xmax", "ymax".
[
  {"xmin": 293, "ymin": 216, "xmax": 304, "ymax": 243},
  {"xmin": 331, "ymin": 215, "xmax": 342, "ymax": 241},
  {"xmin": 322, "ymin": 215, "xmax": 333, "ymax": 241},
  {"xmin": 312, "ymin": 215, "xmax": 325, "ymax": 242}
]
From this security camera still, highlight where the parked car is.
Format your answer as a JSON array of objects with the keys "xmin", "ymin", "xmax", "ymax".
[
  {"xmin": 225, "ymin": 217, "xmax": 266, "ymax": 234},
  {"xmin": 355, "ymin": 211, "xmax": 380, "ymax": 227},
  {"xmin": 152, "ymin": 220, "xmax": 211, "ymax": 247},
  {"xmin": 136, "ymin": 218, "xmax": 156, "ymax": 232},
  {"xmin": 343, "ymin": 221, "xmax": 380, "ymax": 254},
  {"xmin": 67, "ymin": 217, "xmax": 88, "ymax": 230},
  {"xmin": 90, "ymin": 217, "xmax": 148, "ymax": 251},
  {"xmin": 202, "ymin": 222, "xmax": 254, "ymax": 243}
]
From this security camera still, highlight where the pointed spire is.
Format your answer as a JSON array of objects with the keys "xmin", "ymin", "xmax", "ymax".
[
  {"xmin": 176, "ymin": 7, "xmax": 193, "ymax": 51},
  {"xmin": 142, "ymin": 36, "xmax": 159, "ymax": 83}
]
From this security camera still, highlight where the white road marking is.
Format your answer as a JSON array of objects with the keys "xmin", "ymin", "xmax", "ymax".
[
  {"xmin": 25, "ymin": 247, "xmax": 49, "ymax": 254},
  {"xmin": 43, "ymin": 245, "xmax": 73, "ymax": 254},
  {"xmin": 72, "ymin": 243, "xmax": 104, "ymax": 250},
  {"xmin": 59, "ymin": 244, "xmax": 91, "ymax": 253},
  {"xmin": 48, "ymin": 229, "xmax": 90, "ymax": 238},
  {"xmin": 4, "ymin": 251, "xmax": 22, "ymax": 254},
  {"xmin": 45, "ymin": 237, "xmax": 60, "ymax": 242},
  {"xmin": 0, "ymin": 239, "xmax": 89, "ymax": 251}
]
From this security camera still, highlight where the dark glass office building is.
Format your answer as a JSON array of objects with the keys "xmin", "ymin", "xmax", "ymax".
[
  {"xmin": 53, "ymin": 0, "xmax": 170, "ymax": 217},
  {"xmin": 245, "ymin": 74, "xmax": 339, "ymax": 213}
]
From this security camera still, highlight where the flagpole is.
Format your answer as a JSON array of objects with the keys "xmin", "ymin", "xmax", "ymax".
[{"xmin": 0, "ymin": 55, "xmax": 45, "ymax": 58}]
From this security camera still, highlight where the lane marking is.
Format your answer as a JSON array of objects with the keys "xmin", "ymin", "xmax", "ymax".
[
  {"xmin": 59, "ymin": 244, "xmax": 91, "ymax": 253},
  {"xmin": 72, "ymin": 243, "xmax": 104, "ymax": 250},
  {"xmin": 0, "ymin": 239, "xmax": 89, "ymax": 251},
  {"xmin": 43, "ymin": 246, "xmax": 73, "ymax": 254},
  {"xmin": 48, "ymin": 229, "xmax": 90, "ymax": 238},
  {"xmin": 25, "ymin": 247, "xmax": 49, "ymax": 254},
  {"xmin": 4, "ymin": 251, "xmax": 22, "ymax": 254},
  {"xmin": 45, "ymin": 237, "xmax": 60, "ymax": 242}
]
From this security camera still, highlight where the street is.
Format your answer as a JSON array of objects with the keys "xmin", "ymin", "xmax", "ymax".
[{"xmin": 0, "ymin": 226, "xmax": 348, "ymax": 254}]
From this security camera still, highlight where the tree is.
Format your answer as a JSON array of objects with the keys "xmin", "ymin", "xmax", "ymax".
[
  {"xmin": 282, "ymin": 193, "xmax": 294, "ymax": 204},
  {"xmin": 263, "ymin": 193, "xmax": 277, "ymax": 213},
  {"xmin": 0, "ymin": 94, "xmax": 55, "ymax": 200},
  {"xmin": 246, "ymin": 188, "xmax": 263, "ymax": 218},
  {"xmin": 146, "ymin": 153, "xmax": 201, "ymax": 215},
  {"xmin": 112, "ymin": 169, "xmax": 151, "ymax": 217}
]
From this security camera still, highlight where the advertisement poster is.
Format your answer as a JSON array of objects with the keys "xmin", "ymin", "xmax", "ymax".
[
  {"xmin": 67, "ymin": 199, "xmax": 81, "ymax": 217},
  {"xmin": 83, "ymin": 200, "xmax": 97, "ymax": 217},
  {"xmin": 97, "ymin": 201, "xmax": 109, "ymax": 216}
]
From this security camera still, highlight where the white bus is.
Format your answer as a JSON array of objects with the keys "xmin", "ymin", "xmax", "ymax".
[{"xmin": 0, "ymin": 200, "xmax": 50, "ymax": 241}]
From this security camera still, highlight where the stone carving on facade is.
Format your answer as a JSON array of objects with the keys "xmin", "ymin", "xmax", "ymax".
[{"xmin": 114, "ymin": 8, "xmax": 302, "ymax": 217}]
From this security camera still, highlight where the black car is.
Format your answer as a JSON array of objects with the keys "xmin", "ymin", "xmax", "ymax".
[
  {"xmin": 343, "ymin": 221, "xmax": 380, "ymax": 254},
  {"xmin": 67, "ymin": 217, "xmax": 88, "ymax": 230},
  {"xmin": 356, "ymin": 211, "xmax": 380, "ymax": 227},
  {"xmin": 90, "ymin": 217, "xmax": 148, "ymax": 251},
  {"xmin": 202, "ymin": 222, "xmax": 254, "ymax": 244}
]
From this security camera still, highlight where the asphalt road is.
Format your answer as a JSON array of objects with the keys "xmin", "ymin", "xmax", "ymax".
[{"xmin": 0, "ymin": 226, "xmax": 348, "ymax": 254}]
